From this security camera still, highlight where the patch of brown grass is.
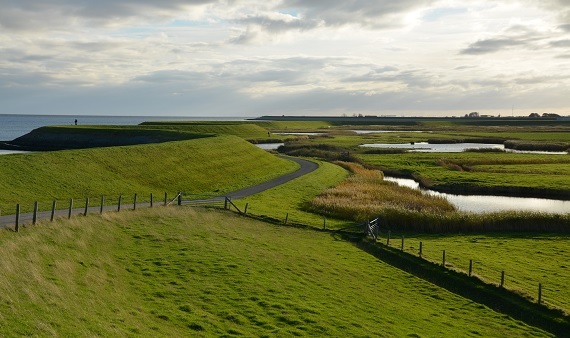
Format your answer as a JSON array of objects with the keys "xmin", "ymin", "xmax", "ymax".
[{"xmin": 307, "ymin": 162, "xmax": 455, "ymax": 221}]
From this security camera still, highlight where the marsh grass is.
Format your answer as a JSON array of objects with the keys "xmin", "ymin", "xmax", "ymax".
[
  {"xmin": 307, "ymin": 162, "xmax": 455, "ymax": 222},
  {"xmin": 0, "ymin": 207, "xmax": 553, "ymax": 337}
]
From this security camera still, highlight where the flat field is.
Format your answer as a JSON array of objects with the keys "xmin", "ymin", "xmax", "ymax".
[
  {"xmin": 392, "ymin": 233, "xmax": 570, "ymax": 314},
  {"xmin": 0, "ymin": 207, "xmax": 553, "ymax": 337}
]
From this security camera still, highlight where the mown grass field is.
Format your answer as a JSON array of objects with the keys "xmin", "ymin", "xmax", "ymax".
[
  {"xmin": 0, "ymin": 136, "xmax": 297, "ymax": 214},
  {"xmin": 390, "ymin": 233, "xmax": 570, "ymax": 314},
  {"xmin": 0, "ymin": 207, "xmax": 553, "ymax": 337}
]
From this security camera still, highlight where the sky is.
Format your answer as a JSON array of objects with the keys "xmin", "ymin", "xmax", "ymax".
[{"xmin": 1, "ymin": 0, "xmax": 570, "ymax": 117}]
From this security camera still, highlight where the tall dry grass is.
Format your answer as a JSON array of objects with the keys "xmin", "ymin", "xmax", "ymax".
[{"xmin": 307, "ymin": 162, "xmax": 455, "ymax": 222}]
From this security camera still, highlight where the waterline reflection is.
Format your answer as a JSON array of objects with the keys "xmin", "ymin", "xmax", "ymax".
[{"xmin": 384, "ymin": 177, "xmax": 570, "ymax": 214}]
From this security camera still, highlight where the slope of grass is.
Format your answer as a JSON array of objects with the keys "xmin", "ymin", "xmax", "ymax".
[
  {"xmin": 0, "ymin": 207, "xmax": 553, "ymax": 337},
  {"xmin": 0, "ymin": 136, "xmax": 297, "ymax": 214},
  {"xmin": 139, "ymin": 122, "xmax": 270, "ymax": 139},
  {"xmin": 237, "ymin": 160, "xmax": 352, "ymax": 229},
  {"xmin": 394, "ymin": 233, "xmax": 570, "ymax": 314}
]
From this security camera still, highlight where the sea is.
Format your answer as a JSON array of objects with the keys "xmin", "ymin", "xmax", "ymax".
[{"xmin": 0, "ymin": 114, "xmax": 250, "ymax": 142}]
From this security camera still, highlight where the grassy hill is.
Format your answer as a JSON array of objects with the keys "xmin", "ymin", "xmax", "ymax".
[
  {"xmin": 0, "ymin": 207, "xmax": 552, "ymax": 337},
  {"xmin": 0, "ymin": 136, "xmax": 297, "ymax": 214}
]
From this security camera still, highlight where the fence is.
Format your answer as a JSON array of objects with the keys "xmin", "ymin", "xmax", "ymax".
[
  {"xmin": 359, "ymin": 224, "xmax": 567, "ymax": 313},
  {"xmin": 0, "ymin": 192, "xmax": 244, "ymax": 232}
]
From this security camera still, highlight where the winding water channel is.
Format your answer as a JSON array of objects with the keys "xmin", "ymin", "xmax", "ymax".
[{"xmin": 385, "ymin": 177, "xmax": 570, "ymax": 214}]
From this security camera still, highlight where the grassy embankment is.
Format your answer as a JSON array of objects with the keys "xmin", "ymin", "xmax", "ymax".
[
  {"xmin": 0, "ymin": 207, "xmax": 555, "ymax": 337},
  {"xmin": 0, "ymin": 135, "xmax": 297, "ymax": 214},
  {"xmin": 236, "ymin": 160, "xmax": 351, "ymax": 229}
]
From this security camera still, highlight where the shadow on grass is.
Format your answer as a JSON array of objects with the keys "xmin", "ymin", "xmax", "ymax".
[{"xmin": 332, "ymin": 232, "xmax": 570, "ymax": 337}]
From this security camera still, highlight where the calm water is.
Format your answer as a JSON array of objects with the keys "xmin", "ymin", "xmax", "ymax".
[
  {"xmin": 256, "ymin": 143, "xmax": 284, "ymax": 150},
  {"xmin": 352, "ymin": 130, "xmax": 425, "ymax": 134},
  {"xmin": 361, "ymin": 142, "xmax": 568, "ymax": 154},
  {"xmin": 385, "ymin": 177, "xmax": 570, "ymax": 214}
]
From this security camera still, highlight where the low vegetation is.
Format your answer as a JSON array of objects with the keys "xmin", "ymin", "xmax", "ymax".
[
  {"xmin": 0, "ymin": 207, "xmax": 553, "ymax": 337},
  {"xmin": 307, "ymin": 162, "xmax": 454, "ymax": 222}
]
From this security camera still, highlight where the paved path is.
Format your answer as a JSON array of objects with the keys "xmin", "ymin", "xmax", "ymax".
[{"xmin": 0, "ymin": 156, "xmax": 318, "ymax": 229}]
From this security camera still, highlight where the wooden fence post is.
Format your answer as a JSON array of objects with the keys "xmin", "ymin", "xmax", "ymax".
[
  {"xmin": 401, "ymin": 235, "xmax": 405, "ymax": 251},
  {"xmin": 68, "ymin": 198, "xmax": 73, "ymax": 219},
  {"xmin": 33, "ymin": 201, "xmax": 38, "ymax": 225},
  {"xmin": 164, "ymin": 192, "xmax": 168, "ymax": 206},
  {"xmin": 442, "ymin": 250, "xmax": 446, "ymax": 267},
  {"xmin": 50, "ymin": 200, "xmax": 56, "ymax": 222},
  {"xmin": 538, "ymin": 283, "xmax": 542, "ymax": 304},
  {"xmin": 469, "ymin": 260, "xmax": 473, "ymax": 277},
  {"xmin": 244, "ymin": 203, "xmax": 249, "ymax": 216},
  {"xmin": 133, "ymin": 193, "xmax": 137, "ymax": 210},
  {"xmin": 284, "ymin": 213, "xmax": 289, "ymax": 225},
  {"xmin": 224, "ymin": 197, "xmax": 228, "ymax": 210},
  {"xmin": 15, "ymin": 204, "xmax": 20, "ymax": 232},
  {"xmin": 118, "ymin": 195, "xmax": 122, "ymax": 212},
  {"xmin": 177, "ymin": 192, "xmax": 182, "ymax": 206},
  {"xmin": 419, "ymin": 241, "xmax": 423, "ymax": 258},
  {"xmin": 84, "ymin": 197, "xmax": 89, "ymax": 216},
  {"xmin": 500, "ymin": 271, "xmax": 505, "ymax": 288},
  {"xmin": 100, "ymin": 196, "xmax": 104, "ymax": 214},
  {"xmin": 150, "ymin": 193, "xmax": 153, "ymax": 208},
  {"xmin": 386, "ymin": 230, "xmax": 391, "ymax": 246}
]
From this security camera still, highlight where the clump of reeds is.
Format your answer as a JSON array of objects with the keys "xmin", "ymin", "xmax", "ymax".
[
  {"xmin": 278, "ymin": 143, "xmax": 362, "ymax": 163},
  {"xmin": 306, "ymin": 162, "xmax": 455, "ymax": 222},
  {"xmin": 504, "ymin": 140, "xmax": 569, "ymax": 152}
]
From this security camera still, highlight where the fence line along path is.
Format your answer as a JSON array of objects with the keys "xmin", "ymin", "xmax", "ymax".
[{"xmin": 0, "ymin": 156, "xmax": 318, "ymax": 229}]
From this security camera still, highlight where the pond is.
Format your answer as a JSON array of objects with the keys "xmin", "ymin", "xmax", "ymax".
[
  {"xmin": 384, "ymin": 176, "xmax": 570, "ymax": 214},
  {"xmin": 255, "ymin": 143, "xmax": 284, "ymax": 150},
  {"xmin": 361, "ymin": 142, "xmax": 568, "ymax": 154},
  {"xmin": 0, "ymin": 150, "xmax": 29, "ymax": 155}
]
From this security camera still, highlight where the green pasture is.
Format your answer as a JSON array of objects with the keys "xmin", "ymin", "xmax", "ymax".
[
  {"xmin": 0, "ymin": 136, "xmax": 297, "ymax": 214},
  {"xmin": 390, "ymin": 233, "xmax": 570, "ymax": 314},
  {"xmin": 0, "ymin": 207, "xmax": 552, "ymax": 337}
]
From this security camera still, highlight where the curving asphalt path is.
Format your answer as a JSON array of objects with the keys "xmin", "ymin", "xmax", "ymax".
[{"xmin": 0, "ymin": 156, "xmax": 318, "ymax": 229}]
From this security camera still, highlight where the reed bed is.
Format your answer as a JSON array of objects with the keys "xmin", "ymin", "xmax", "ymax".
[
  {"xmin": 307, "ymin": 162, "xmax": 454, "ymax": 222},
  {"xmin": 307, "ymin": 162, "xmax": 570, "ymax": 233}
]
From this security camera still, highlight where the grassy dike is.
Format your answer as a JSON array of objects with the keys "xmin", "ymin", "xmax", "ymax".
[
  {"xmin": 0, "ymin": 135, "xmax": 297, "ymax": 214},
  {"xmin": 0, "ymin": 207, "xmax": 554, "ymax": 337}
]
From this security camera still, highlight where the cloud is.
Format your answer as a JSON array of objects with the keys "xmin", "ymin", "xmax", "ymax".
[
  {"xmin": 460, "ymin": 38, "xmax": 529, "ymax": 55},
  {"xmin": 278, "ymin": 0, "xmax": 436, "ymax": 28}
]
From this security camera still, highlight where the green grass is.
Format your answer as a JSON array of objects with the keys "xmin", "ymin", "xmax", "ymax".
[
  {"xmin": 0, "ymin": 136, "xmax": 297, "ymax": 214},
  {"xmin": 392, "ymin": 233, "xmax": 570, "ymax": 314},
  {"xmin": 237, "ymin": 160, "xmax": 353, "ymax": 229},
  {"xmin": 0, "ymin": 207, "xmax": 553, "ymax": 337},
  {"xmin": 361, "ymin": 152, "xmax": 570, "ymax": 193},
  {"xmin": 138, "ymin": 122, "xmax": 271, "ymax": 139}
]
